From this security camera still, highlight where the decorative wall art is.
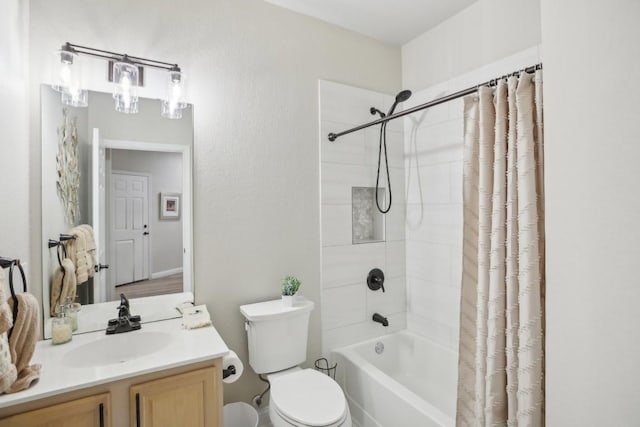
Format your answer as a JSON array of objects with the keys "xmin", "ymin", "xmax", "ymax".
[
  {"xmin": 160, "ymin": 192, "xmax": 181, "ymax": 220},
  {"xmin": 56, "ymin": 108, "xmax": 80, "ymax": 225}
]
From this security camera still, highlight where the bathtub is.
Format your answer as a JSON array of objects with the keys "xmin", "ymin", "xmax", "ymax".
[{"xmin": 332, "ymin": 330, "xmax": 457, "ymax": 427}]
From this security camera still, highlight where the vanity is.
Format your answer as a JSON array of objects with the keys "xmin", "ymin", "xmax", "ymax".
[{"xmin": 0, "ymin": 317, "xmax": 229, "ymax": 426}]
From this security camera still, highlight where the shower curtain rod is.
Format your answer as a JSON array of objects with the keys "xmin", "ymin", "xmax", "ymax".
[{"xmin": 327, "ymin": 62, "xmax": 542, "ymax": 142}]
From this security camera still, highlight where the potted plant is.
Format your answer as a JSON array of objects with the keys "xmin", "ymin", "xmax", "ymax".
[{"xmin": 281, "ymin": 275, "xmax": 301, "ymax": 307}]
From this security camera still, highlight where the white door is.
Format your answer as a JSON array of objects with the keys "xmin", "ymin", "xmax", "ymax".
[
  {"xmin": 91, "ymin": 128, "xmax": 107, "ymax": 303},
  {"xmin": 110, "ymin": 173, "xmax": 150, "ymax": 291}
]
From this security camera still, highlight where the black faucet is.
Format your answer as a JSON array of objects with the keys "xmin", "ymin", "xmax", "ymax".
[
  {"xmin": 372, "ymin": 313, "xmax": 389, "ymax": 327},
  {"xmin": 106, "ymin": 294, "xmax": 141, "ymax": 334}
]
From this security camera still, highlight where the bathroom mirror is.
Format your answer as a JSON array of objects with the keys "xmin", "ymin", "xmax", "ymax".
[{"xmin": 40, "ymin": 85, "xmax": 194, "ymax": 338}]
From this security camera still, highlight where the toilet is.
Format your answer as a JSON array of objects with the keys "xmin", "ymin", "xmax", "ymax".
[{"xmin": 240, "ymin": 298, "xmax": 352, "ymax": 427}]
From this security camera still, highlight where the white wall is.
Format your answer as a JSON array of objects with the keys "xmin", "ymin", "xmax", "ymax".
[
  {"xmin": 402, "ymin": 0, "xmax": 541, "ymax": 91},
  {"xmin": 0, "ymin": 1, "xmax": 30, "ymax": 291},
  {"xmin": 111, "ymin": 149, "xmax": 183, "ymax": 275},
  {"xmin": 541, "ymin": 1, "xmax": 640, "ymax": 424},
  {"xmin": 27, "ymin": 0, "xmax": 401, "ymax": 403},
  {"xmin": 319, "ymin": 81, "xmax": 406, "ymax": 354}
]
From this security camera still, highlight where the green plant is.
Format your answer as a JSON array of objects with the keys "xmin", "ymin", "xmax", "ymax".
[{"xmin": 281, "ymin": 275, "xmax": 301, "ymax": 296}]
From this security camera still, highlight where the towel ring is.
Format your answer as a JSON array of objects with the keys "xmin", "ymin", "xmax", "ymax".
[{"xmin": 6, "ymin": 259, "xmax": 27, "ymax": 340}]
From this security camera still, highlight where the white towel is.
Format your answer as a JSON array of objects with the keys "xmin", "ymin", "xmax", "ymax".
[{"xmin": 182, "ymin": 305, "xmax": 211, "ymax": 329}]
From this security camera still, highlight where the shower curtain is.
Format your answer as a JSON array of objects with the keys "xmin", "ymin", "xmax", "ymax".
[{"xmin": 456, "ymin": 71, "xmax": 544, "ymax": 426}]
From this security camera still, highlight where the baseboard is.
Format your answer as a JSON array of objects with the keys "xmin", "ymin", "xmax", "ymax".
[{"xmin": 150, "ymin": 267, "xmax": 183, "ymax": 279}]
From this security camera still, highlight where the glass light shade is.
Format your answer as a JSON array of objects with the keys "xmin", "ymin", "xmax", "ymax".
[
  {"xmin": 112, "ymin": 60, "xmax": 139, "ymax": 114},
  {"xmin": 61, "ymin": 87, "xmax": 88, "ymax": 108},
  {"xmin": 161, "ymin": 100, "xmax": 183, "ymax": 119},
  {"xmin": 161, "ymin": 70, "xmax": 187, "ymax": 119},
  {"xmin": 51, "ymin": 48, "xmax": 83, "ymax": 94}
]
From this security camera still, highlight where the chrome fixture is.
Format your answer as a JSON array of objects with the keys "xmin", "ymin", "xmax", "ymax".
[{"xmin": 51, "ymin": 42, "xmax": 187, "ymax": 119}]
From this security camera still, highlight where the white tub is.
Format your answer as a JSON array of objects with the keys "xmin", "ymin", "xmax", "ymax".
[{"xmin": 332, "ymin": 330, "xmax": 457, "ymax": 427}]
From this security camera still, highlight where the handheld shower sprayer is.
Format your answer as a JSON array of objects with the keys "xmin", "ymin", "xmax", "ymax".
[
  {"xmin": 372, "ymin": 89, "xmax": 412, "ymax": 214},
  {"xmin": 387, "ymin": 90, "xmax": 412, "ymax": 116}
]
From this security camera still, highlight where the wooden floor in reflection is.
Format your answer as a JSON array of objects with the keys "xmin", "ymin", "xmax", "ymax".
[{"xmin": 116, "ymin": 273, "xmax": 183, "ymax": 299}]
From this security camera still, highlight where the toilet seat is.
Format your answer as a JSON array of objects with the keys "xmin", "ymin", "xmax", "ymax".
[{"xmin": 269, "ymin": 369, "xmax": 348, "ymax": 427}]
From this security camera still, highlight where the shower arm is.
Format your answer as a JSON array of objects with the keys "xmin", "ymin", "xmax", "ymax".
[{"xmin": 327, "ymin": 63, "xmax": 542, "ymax": 142}]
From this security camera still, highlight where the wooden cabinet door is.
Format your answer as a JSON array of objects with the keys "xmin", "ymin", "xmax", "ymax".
[
  {"xmin": 130, "ymin": 367, "xmax": 219, "ymax": 427},
  {"xmin": 1, "ymin": 393, "xmax": 110, "ymax": 427}
]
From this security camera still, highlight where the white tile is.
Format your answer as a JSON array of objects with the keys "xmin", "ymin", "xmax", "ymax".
[
  {"xmin": 385, "ymin": 240, "xmax": 405, "ymax": 278},
  {"xmin": 405, "ymin": 163, "xmax": 451, "ymax": 205},
  {"xmin": 449, "ymin": 161, "xmax": 463, "ymax": 204},
  {"xmin": 366, "ymin": 276, "xmax": 406, "ymax": 316},
  {"xmin": 407, "ymin": 277, "xmax": 459, "ymax": 327},
  {"xmin": 450, "ymin": 244, "xmax": 463, "ymax": 287},
  {"xmin": 407, "ymin": 315, "xmax": 455, "ymax": 351},
  {"xmin": 322, "ymin": 243, "xmax": 385, "ymax": 288},
  {"xmin": 405, "ymin": 120, "xmax": 464, "ymax": 168},
  {"xmin": 322, "ymin": 284, "xmax": 367, "ymax": 330},
  {"xmin": 322, "ymin": 312, "xmax": 407, "ymax": 353},
  {"xmin": 319, "ymin": 80, "xmax": 386, "ymax": 126},
  {"xmin": 363, "ymin": 128, "xmax": 404, "ymax": 169},
  {"xmin": 405, "ymin": 203, "xmax": 463, "ymax": 246},
  {"xmin": 321, "ymin": 163, "xmax": 375, "ymax": 205},
  {"xmin": 383, "ymin": 201, "xmax": 405, "ymax": 242},
  {"xmin": 321, "ymin": 204, "xmax": 352, "ymax": 247},
  {"xmin": 405, "ymin": 240, "xmax": 450, "ymax": 284},
  {"xmin": 321, "ymin": 120, "xmax": 366, "ymax": 166}
]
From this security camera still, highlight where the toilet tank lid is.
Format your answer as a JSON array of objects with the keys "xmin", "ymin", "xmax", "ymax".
[{"xmin": 240, "ymin": 297, "xmax": 314, "ymax": 322}]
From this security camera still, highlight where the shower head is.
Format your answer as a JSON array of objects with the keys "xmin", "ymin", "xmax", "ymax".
[
  {"xmin": 387, "ymin": 89, "xmax": 412, "ymax": 116},
  {"xmin": 370, "ymin": 107, "xmax": 386, "ymax": 118}
]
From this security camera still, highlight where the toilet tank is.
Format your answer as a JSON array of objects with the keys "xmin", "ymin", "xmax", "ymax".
[{"xmin": 240, "ymin": 298, "xmax": 314, "ymax": 374}]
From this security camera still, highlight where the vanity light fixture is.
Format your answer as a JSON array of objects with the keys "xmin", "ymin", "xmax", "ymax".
[
  {"xmin": 112, "ymin": 56, "xmax": 140, "ymax": 114},
  {"xmin": 51, "ymin": 42, "xmax": 187, "ymax": 119},
  {"xmin": 51, "ymin": 44, "xmax": 88, "ymax": 107},
  {"xmin": 161, "ymin": 67, "xmax": 187, "ymax": 119}
]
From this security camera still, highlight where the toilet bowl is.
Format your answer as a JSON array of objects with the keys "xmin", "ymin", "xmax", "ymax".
[{"xmin": 267, "ymin": 368, "xmax": 351, "ymax": 427}]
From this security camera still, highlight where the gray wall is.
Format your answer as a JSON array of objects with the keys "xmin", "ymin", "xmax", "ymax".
[{"xmin": 111, "ymin": 149, "xmax": 183, "ymax": 275}]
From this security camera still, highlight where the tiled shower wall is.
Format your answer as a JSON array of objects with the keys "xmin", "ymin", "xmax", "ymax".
[
  {"xmin": 402, "ymin": 46, "xmax": 541, "ymax": 352},
  {"xmin": 319, "ymin": 81, "xmax": 406, "ymax": 355}
]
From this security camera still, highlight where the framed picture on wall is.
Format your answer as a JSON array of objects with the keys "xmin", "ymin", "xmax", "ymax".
[{"xmin": 160, "ymin": 193, "xmax": 181, "ymax": 220}]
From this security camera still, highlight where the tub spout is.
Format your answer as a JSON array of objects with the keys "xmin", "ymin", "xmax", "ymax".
[{"xmin": 372, "ymin": 313, "xmax": 389, "ymax": 327}]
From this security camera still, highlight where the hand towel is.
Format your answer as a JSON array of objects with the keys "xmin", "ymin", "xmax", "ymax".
[
  {"xmin": 50, "ymin": 258, "xmax": 77, "ymax": 316},
  {"xmin": 66, "ymin": 227, "xmax": 89, "ymax": 285},
  {"xmin": 78, "ymin": 225, "xmax": 97, "ymax": 278},
  {"xmin": 182, "ymin": 305, "xmax": 212, "ymax": 329},
  {"xmin": 0, "ymin": 332, "xmax": 17, "ymax": 394},
  {"xmin": 5, "ymin": 293, "xmax": 41, "ymax": 394},
  {"xmin": 0, "ymin": 268, "xmax": 13, "ymax": 334}
]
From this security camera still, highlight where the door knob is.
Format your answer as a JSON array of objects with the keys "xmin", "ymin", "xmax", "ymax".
[
  {"xmin": 143, "ymin": 231, "xmax": 149, "ymax": 236},
  {"xmin": 95, "ymin": 264, "xmax": 110, "ymax": 272}
]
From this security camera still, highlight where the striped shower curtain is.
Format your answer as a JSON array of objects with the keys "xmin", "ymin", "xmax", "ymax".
[{"xmin": 456, "ymin": 71, "xmax": 545, "ymax": 426}]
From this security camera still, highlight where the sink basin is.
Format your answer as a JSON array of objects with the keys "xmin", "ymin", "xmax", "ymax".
[{"xmin": 63, "ymin": 331, "xmax": 171, "ymax": 368}]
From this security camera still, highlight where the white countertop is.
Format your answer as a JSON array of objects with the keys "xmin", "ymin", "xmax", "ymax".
[{"xmin": 0, "ymin": 318, "xmax": 229, "ymax": 408}]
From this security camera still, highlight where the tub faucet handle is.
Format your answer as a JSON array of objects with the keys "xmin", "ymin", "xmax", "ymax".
[{"xmin": 367, "ymin": 268, "xmax": 385, "ymax": 292}]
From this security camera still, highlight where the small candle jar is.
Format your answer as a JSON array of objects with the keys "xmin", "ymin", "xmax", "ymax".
[
  {"xmin": 64, "ymin": 298, "xmax": 79, "ymax": 332},
  {"xmin": 51, "ymin": 313, "xmax": 72, "ymax": 345}
]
